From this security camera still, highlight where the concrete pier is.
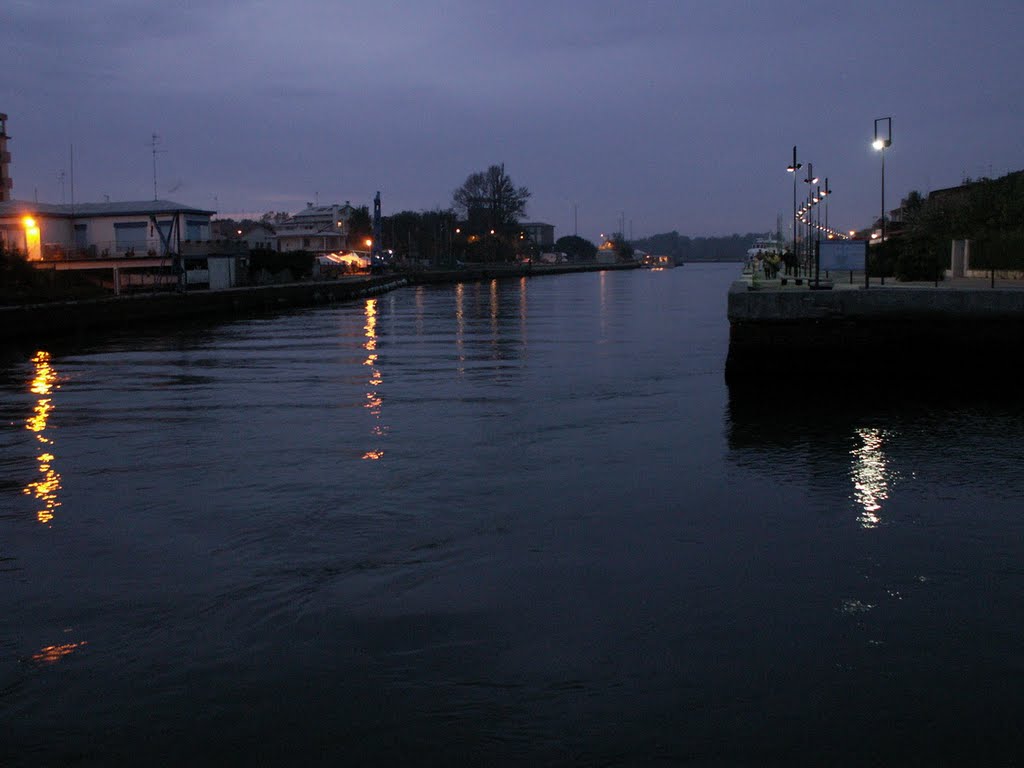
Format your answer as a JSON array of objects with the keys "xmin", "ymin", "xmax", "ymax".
[{"xmin": 726, "ymin": 277, "xmax": 1024, "ymax": 383}]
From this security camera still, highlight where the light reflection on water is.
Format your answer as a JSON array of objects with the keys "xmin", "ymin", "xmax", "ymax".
[
  {"xmin": 4, "ymin": 266, "xmax": 1024, "ymax": 766},
  {"xmin": 362, "ymin": 298, "xmax": 385, "ymax": 460},
  {"xmin": 851, "ymin": 427, "xmax": 890, "ymax": 528},
  {"xmin": 30, "ymin": 641, "xmax": 87, "ymax": 665},
  {"xmin": 22, "ymin": 350, "xmax": 62, "ymax": 525}
]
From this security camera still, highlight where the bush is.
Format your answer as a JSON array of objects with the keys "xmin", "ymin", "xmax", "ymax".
[{"xmin": 248, "ymin": 249, "xmax": 314, "ymax": 279}]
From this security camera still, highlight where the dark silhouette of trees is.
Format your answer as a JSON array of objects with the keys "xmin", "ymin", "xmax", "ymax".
[
  {"xmin": 554, "ymin": 235, "xmax": 597, "ymax": 262},
  {"xmin": 346, "ymin": 205, "xmax": 372, "ymax": 248},
  {"xmin": 452, "ymin": 163, "xmax": 530, "ymax": 232}
]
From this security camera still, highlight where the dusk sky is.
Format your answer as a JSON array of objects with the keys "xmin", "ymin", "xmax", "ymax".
[{"xmin": 5, "ymin": 1, "xmax": 1023, "ymax": 240}]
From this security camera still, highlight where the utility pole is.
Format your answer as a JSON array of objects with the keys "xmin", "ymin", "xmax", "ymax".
[{"xmin": 150, "ymin": 133, "xmax": 163, "ymax": 201}]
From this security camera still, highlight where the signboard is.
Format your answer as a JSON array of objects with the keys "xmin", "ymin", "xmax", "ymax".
[{"xmin": 819, "ymin": 240, "xmax": 866, "ymax": 272}]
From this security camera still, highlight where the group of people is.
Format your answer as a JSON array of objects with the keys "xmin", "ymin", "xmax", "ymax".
[{"xmin": 749, "ymin": 250, "xmax": 798, "ymax": 279}]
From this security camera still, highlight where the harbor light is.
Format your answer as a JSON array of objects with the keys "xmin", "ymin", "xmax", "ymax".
[{"xmin": 873, "ymin": 117, "xmax": 893, "ymax": 287}]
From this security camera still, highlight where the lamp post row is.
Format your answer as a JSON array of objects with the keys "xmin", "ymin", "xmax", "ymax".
[{"xmin": 787, "ymin": 116, "xmax": 891, "ymax": 289}]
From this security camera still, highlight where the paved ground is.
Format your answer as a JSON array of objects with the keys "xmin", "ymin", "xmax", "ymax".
[{"xmin": 745, "ymin": 269, "xmax": 1024, "ymax": 291}]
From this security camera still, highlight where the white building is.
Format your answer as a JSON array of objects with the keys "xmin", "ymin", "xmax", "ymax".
[
  {"xmin": 273, "ymin": 202, "xmax": 355, "ymax": 253},
  {"xmin": 0, "ymin": 199, "xmax": 214, "ymax": 261}
]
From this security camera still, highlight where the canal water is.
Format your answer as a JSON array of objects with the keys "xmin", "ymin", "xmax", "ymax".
[{"xmin": 2, "ymin": 263, "xmax": 1022, "ymax": 765}]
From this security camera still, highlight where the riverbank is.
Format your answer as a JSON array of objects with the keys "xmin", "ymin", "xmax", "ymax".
[
  {"xmin": 725, "ymin": 276, "xmax": 1024, "ymax": 383},
  {"xmin": 0, "ymin": 262, "xmax": 639, "ymax": 347}
]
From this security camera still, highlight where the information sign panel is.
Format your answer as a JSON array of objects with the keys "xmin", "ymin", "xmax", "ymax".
[{"xmin": 819, "ymin": 241, "xmax": 867, "ymax": 272}]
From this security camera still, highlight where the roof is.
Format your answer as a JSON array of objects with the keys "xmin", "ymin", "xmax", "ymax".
[
  {"xmin": 0, "ymin": 199, "xmax": 215, "ymax": 218},
  {"xmin": 292, "ymin": 203, "xmax": 354, "ymax": 220}
]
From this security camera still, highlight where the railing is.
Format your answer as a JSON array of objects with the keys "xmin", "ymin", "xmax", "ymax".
[{"xmin": 38, "ymin": 239, "xmax": 248, "ymax": 261}]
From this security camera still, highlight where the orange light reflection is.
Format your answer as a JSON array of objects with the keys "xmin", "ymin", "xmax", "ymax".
[
  {"xmin": 31, "ymin": 641, "xmax": 87, "ymax": 664},
  {"xmin": 23, "ymin": 351, "xmax": 62, "ymax": 525},
  {"xmin": 361, "ymin": 299, "xmax": 386, "ymax": 459}
]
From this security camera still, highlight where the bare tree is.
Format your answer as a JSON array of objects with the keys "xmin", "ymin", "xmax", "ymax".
[{"xmin": 452, "ymin": 163, "xmax": 530, "ymax": 230}]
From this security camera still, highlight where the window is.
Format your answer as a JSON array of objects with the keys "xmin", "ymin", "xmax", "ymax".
[
  {"xmin": 185, "ymin": 219, "xmax": 209, "ymax": 241},
  {"xmin": 114, "ymin": 222, "xmax": 147, "ymax": 253},
  {"xmin": 74, "ymin": 224, "xmax": 87, "ymax": 249}
]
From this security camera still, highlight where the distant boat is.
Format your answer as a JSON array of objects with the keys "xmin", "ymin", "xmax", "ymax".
[
  {"xmin": 746, "ymin": 238, "xmax": 785, "ymax": 260},
  {"xmin": 641, "ymin": 254, "xmax": 675, "ymax": 269}
]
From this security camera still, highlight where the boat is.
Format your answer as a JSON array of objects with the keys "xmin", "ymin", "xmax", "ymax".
[{"xmin": 641, "ymin": 253, "xmax": 675, "ymax": 269}]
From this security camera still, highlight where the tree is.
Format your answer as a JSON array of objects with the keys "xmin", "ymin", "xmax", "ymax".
[
  {"xmin": 452, "ymin": 163, "xmax": 530, "ymax": 231},
  {"xmin": 610, "ymin": 233, "xmax": 634, "ymax": 262},
  {"xmin": 260, "ymin": 211, "xmax": 292, "ymax": 226},
  {"xmin": 382, "ymin": 208, "xmax": 458, "ymax": 266},
  {"xmin": 554, "ymin": 235, "xmax": 597, "ymax": 263},
  {"xmin": 346, "ymin": 205, "xmax": 372, "ymax": 249}
]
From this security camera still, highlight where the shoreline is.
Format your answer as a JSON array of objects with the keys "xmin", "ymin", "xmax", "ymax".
[
  {"xmin": 725, "ymin": 277, "xmax": 1024, "ymax": 383},
  {"xmin": 0, "ymin": 262, "xmax": 639, "ymax": 349}
]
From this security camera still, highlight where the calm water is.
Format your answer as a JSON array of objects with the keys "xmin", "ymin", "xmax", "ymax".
[{"xmin": 2, "ymin": 263, "xmax": 1023, "ymax": 766}]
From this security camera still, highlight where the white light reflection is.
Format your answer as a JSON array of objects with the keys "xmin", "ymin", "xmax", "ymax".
[
  {"xmin": 489, "ymin": 278, "xmax": 499, "ymax": 342},
  {"xmin": 599, "ymin": 270, "xmax": 608, "ymax": 339},
  {"xmin": 850, "ymin": 427, "xmax": 889, "ymax": 528},
  {"xmin": 519, "ymin": 276, "xmax": 528, "ymax": 342},
  {"xmin": 455, "ymin": 282, "xmax": 465, "ymax": 374}
]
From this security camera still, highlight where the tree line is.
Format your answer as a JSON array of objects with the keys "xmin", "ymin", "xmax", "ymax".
[
  {"xmin": 886, "ymin": 170, "xmax": 1024, "ymax": 280},
  {"xmin": 630, "ymin": 231, "xmax": 771, "ymax": 263}
]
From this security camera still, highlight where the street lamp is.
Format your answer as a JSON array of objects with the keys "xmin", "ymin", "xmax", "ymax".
[
  {"xmin": 822, "ymin": 178, "xmax": 831, "ymax": 242},
  {"xmin": 873, "ymin": 117, "xmax": 892, "ymax": 287},
  {"xmin": 786, "ymin": 146, "xmax": 802, "ymax": 271},
  {"xmin": 804, "ymin": 162, "xmax": 818, "ymax": 276}
]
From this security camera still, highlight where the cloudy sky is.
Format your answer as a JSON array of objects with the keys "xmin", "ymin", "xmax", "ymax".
[{"xmin": 5, "ymin": 0, "xmax": 1023, "ymax": 240}]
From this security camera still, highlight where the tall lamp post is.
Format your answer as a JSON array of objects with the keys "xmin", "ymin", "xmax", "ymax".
[
  {"xmin": 786, "ymin": 146, "xmax": 802, "ymax": 273},
  {"xmin": 873, "ymin": 117, "xmax": 892, "ymax": 287},
  {"xmin": 814, "ymin": 184, "xmax": 823, "ymax": 285},
  {"xmin": 804, "ymin": 163, "xmax": 818, "ymax": 275},
  {"xmin": 822, "ymin": 178, "xmax": 831, "ymax": 238}
]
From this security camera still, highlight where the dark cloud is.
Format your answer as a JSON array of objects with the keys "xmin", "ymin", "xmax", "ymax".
[{"xmin": 2, "ymin": 0, "xmax": 1023, "ymax": 237}]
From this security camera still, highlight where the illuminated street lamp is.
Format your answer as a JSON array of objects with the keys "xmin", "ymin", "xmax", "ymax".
[
  {"xmin": 872, "ymin": 116, "xmax": 892, "ymax": 287},
  {"xmin": 786, "ymin": 146, "xmax": 802, "ymax": 269},
  {"xmin": 804, "ymin": 162, "xmax": 818, "ymax": 275}
]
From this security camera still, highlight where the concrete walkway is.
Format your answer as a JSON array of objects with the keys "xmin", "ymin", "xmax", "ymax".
[{"xmin": 745, "ymin": 269, "xmax": 1024, "ymax": 291}]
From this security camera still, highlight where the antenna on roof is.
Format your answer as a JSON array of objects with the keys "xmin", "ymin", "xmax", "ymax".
[
  {"xmin": 69, "ymin": 144, "xmax": 75, "ymax": 214},
  {"xmin": 150, "ymin": 133, "xmax": 164, "ymax": 201}
]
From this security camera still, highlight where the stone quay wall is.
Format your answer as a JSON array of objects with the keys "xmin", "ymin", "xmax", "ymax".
[
  {"xmin": 725, "ymin": 281, "xmax": 1024, "ymax": 383},
  {"xmin": 0, "ymin": 276, "xmax": 407, "ymax": 348}
]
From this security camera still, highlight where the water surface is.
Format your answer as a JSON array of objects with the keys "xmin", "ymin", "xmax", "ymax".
[{"xmin": 2, "ymin": 264, "xmax": 1022, "ymax": 765}]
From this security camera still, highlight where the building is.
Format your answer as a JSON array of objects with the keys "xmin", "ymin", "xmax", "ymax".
[
  {"xmin": 240, "ymin": 223, "xmax": 275, "ymax": 251},
  {"xmin": 0, "ymin": 199, "xmax": 213, "ymax": 260},
  {"xmin": 520, "ymin": 222, "xmax": 555, "ymax": 248},
  {"xmin": 0, "ymin": 113, "xmax": 11, "ymax": 202},
  {"xmin": 273, "ymin": 202, "xmax": 355, "ymax": 253},
  {"xmin": 0, "ymin": 198, "xmax": 248, "ymax": 291}
]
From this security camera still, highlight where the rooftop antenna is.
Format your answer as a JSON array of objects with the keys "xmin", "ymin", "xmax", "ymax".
[{"xmin": 150, "ymin": 133, "xmax": 164, "ymax": 201}]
